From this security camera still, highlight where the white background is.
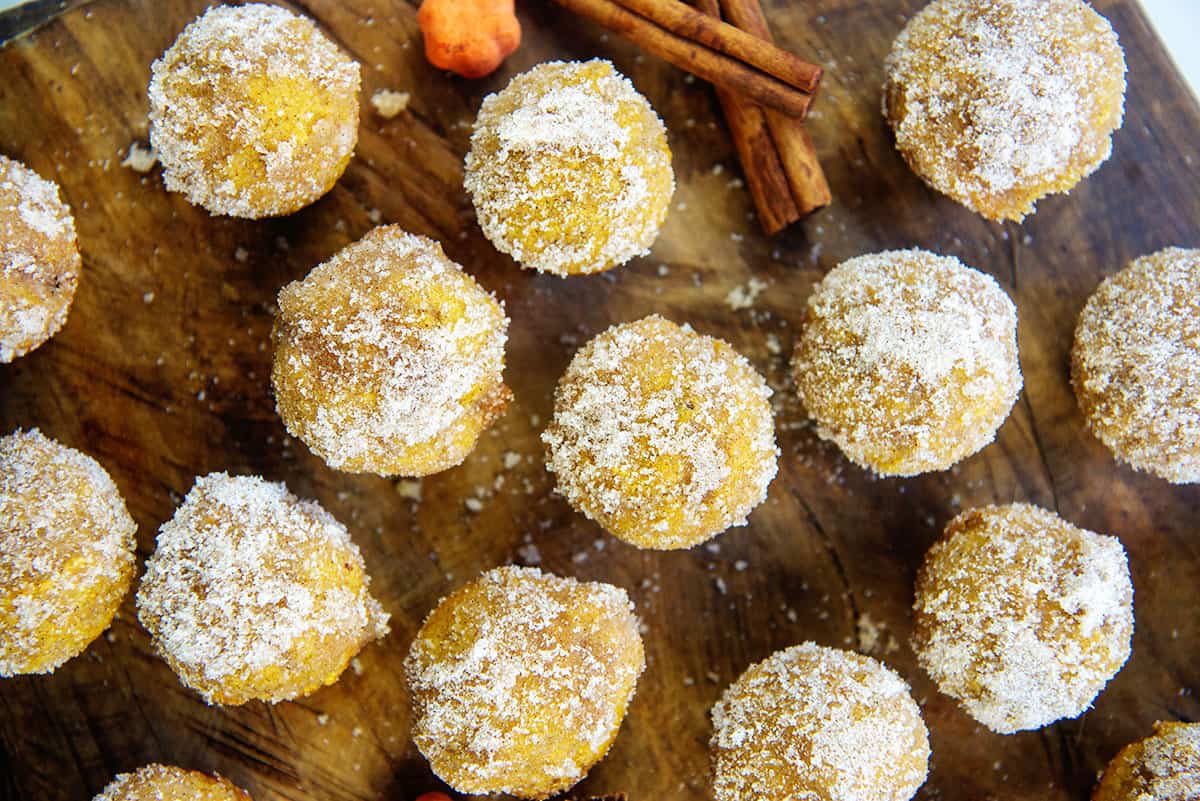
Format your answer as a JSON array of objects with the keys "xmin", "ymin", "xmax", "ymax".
[{"xmin": 0, "ymin": 0, "xmax": 1197, "ymax": 98}]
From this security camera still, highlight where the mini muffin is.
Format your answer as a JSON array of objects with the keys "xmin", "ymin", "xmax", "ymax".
[
  {"xmin": 884, "ymin": 0, "xmax": 1126, "ymax": 221},
  {"xmin": 0, "ymin": 155, "xmax": 80, "ymax": 362},
  {"xmin": 711, "ymin": 642, "xmax": 930, "ymax": 801},
  {"xmin": 149, "ymin": 4, "xmax": 360, "ymax": 218},
  {"xmin": 465, "ymin": 59, "xmax": 674, "ymax": 275},
  {"xmin": 93, "ymin": 764, "xmax": 252, "ymax": 801},
  {"xmin": 272, "ymin": 226, "xmax": 510, "ymax": 476},
  {"xmin": 543, "ymin": 315, "xmax": 778, "ymax": 549},
  {"xmin": 1093, "ymin": 722, "xmax": 1200, "ymax": 801},
  {"xmin": 1071, "ymin": 247, "xmax": 1200, "ymax": 483},
  {"xmin": 136, "ymin": 473, "xmax": 389, "ymax": 705},
  {"xmin": 0, "ymin": 429, "xmax": 136, "ymax": 676},
  {"xmin": 405, "ymin": 566, "xmax": 644, "ymax": 799},
  {"xmin": 792, "ymin": 249, "xmax": 1021, "ymax": 476},
  {"xmin": 913, "ymin": 503, "xmax": 1133, "ymax": 733}
]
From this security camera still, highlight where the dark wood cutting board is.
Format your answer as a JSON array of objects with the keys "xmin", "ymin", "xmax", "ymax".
[{"xmin": 0, "ymin": 1, "xmax": 1197, "ymax": 800}]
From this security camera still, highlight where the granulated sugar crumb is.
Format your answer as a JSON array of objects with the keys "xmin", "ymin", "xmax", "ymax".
[
  {"xmin": 370, "ymin": 88, "xmax": 410, "ymax": 118},
  {"xmin": 725, "ymin": 277, "xmax": 769, "ymax": 311},
  {"xmin": 121, "ymin": 142, "xmax": 158, "ymax": 173}
]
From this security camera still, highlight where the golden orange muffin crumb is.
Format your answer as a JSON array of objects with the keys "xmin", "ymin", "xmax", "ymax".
[
  {"xmin": 1, "ymin": 429, "xmax": 136, "ymax": 676},
  {"xmin": 93, "ymin": 764, "xmax": 252, "ymax": 801},
  {"xmin": 711, "ymin": 642, "xmax": 930, "ymax": 801},
  {"xmin": 1093, "ymin": 721, "xmax": 1200, "ymax": 801},
  {"xmin": 0, "ymin": 155, "xmax": 80, "ymax": 362},
  {"xmin": 913, "ymin": 503, "xmax": 1133, "ymax": 734},
  {"xmin": 405, "ymin": 566, "xmax": 645, "ymax": 799},
  {"xmin": 792, "ymin": 249, "xmax": 1021, "ymax": 476},
  {"xmin": 465, "ymin": 60, "xmax": 674, "ymax": 275},
  {"xmin": 1071, "ymin": 247, "xmax": 1200, "ymax": 484},
  {"xmin": 272, "ymin": 226, "xmax": 510, "ymax": 477},
  {"xmin": 136, "ymin": 473, "xmax": 389, "ymax": 705},
  {"xmin": 543, "ymin": 315, "xmax": 778, "ymax": 549},
  {"xmin": 884, "ymin": 0, "xmax": 1126, "ymax": 221},
  {"xmin": 149, "ymin": 4, "xmax": 360, "ymax": 218}
]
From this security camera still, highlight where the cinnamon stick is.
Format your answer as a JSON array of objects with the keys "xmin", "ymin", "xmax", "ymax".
[
  {"xmin": 719, "ymin": 0, "xmax": 831, "ymax": 215},
  {"xmin": 695, "ymin": 0, "xmax": 800, "ymax": 234},
  {"xmin": 613, "ymin": 0, "xmax": 821, "ymax": 93},
  {"xmin": 551, "ymin": 0, "xmax": 817, "ymax": 119}
]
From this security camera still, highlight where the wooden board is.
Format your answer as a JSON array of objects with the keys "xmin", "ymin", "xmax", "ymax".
[{"xmin": 1, "ymin": 1, "xmax": 1198, "ymax": 800}]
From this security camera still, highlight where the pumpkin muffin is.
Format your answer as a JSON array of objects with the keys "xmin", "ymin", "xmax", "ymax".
[
  {"xmin": 465, "ymin": 60, "xmax": 674, "ymax": 275},
  {"xmin": 884, "ymin": 0, "xmax": 1126, "ymax": 221}
]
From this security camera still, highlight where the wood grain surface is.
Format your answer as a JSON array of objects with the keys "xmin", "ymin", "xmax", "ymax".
[{"xmin": 1, "ymin": 1, "xmax": 1198, "ymax": 800}]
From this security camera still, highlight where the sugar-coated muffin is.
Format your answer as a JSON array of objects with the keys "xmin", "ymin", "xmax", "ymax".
[
  {"xmin": 884, "ymin": 0, "xmax": 1126, "ymax": 221},
  {"xmin": 1093, "ymin": 722, "xmax": 1200, "ymax": 801},
  {"xmin": 0, "ymin": 429, "xmax": 136, "ymax": 676},
  {"xmin": 149, "ymin": 4, "xmax": 360, "ymax": 218},
  {"xmin": 792, "ymin": 249, "xmax": 1021, "ymax": 476},
  {"xmin": 405, "ymin": 566, "xmax": 645, "ymax": 799},
  {"xmin": 913, "ymin": 503, "xmax": 1133, "ymax": 733},
  {"xmin": 272, "ymin": 226, "xmax": 510, "ymax": 477},
  {"xmin": 1071, "ymin": 247, "xmax": 1200, "ymax": 484},
  {"xmin": 93, "ymin": 764, "xmax": 252, "ymax": 801},
  {"xmin": 465, "ymin": 59, "xmax": 674, "ymax": 275},
  {"xmin": 0, "ymin": 155, "xmax": 80, "ymax": 362},
  {"xmin": 543, "ymin": 315, "xmax": 778, "ymax": 549},
  {"xmin": 136, "ymin": 473, "xmax": 389, "ymax": 705},
  {"xmin": 711, "ymin": 642, "xmax": 930, "ymax": 801}
]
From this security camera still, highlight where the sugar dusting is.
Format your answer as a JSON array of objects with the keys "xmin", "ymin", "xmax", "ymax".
[
  {"xmin": 465, "ymin": 60, "xmax": 674, "ymax": 275},
  {"xmin": 543, "ymin": 315, "xmax": 778, "ymax": 549},
  {"xmin": 884, "ymin": 0, "xmax": 1126, "ymax": 220},
  {"xmin": 404, "ymin": 566, "xmax": 645, "ymax": 797},
  {"xmin": 792, "ymin": 249, "xmax": 1021, "ymax": 476},
  {"xmin": 913, "ymin": 503, "xmax": 1133, "ymax": 733},
  {"xmin": 136, "ymin": 473, "xmax": 389, "ymax": 704},
  {"xmin": 0, "ymin": 155, "xmax": 80, "ymax": 362},
  {"xmin": 148, "ymin": 3, "xmax": 360, "ymax": 218},
  {"xmin": 0, "ymin": 429, "xmax": 136, "ymax": 676},
  {"xmin": 711, "ymin": 642, "xmax": 930, "ymax": 801},
  {"xmin": 272, "ymin": 226, "xmax": 509, "ymax": 475},
  {"xmin": 1072, "ymin": 247, "xmax": 1200, "ymax": 484}
]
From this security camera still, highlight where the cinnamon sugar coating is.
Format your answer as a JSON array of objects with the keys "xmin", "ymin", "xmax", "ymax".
[
  {"xmin": 465, "ymin": 60, "xmax": 674, "ymax": 275},
  {"xmin": 1093, "ymin": 721, "xmax": 1200, "ymax": 801},
  {"xmin": 710, "ymin": 642, "xmax": 930, "ymax": 801},
  {"xmin": 543, "ymin": 315, "xmax": 778, "ymax": 550},
  {"xmin": 404, "ymin": 566, "xmax": 645, "ymax": 799},
  {"xmin": 1072, "ymin": 247, "xmax": 1200, "ymax": 484},
  {"xmin": 0, "ymin": 155, "xmax": 80, "ymax": 362},
  {"xmin": 149, "ymin": 4, "xmax": 360, "ymax": 218},
  {"xmin": 913, "ymin": 503, "xmax": 1133, "ymax": 733},
  {"xmin": 136, "ymin": 473, "xmax": 389, "ymax": 705},
  {"xmin": 884, "ymin": 0, "xmax": 1126, "ymax": 221},
  {"xmin": 792, "ymin": 249, "xmax": 1021, "ymax": 476},
  {"xmin": 272, "ymin": 226, "xmax": 511, "ymax": 477},
  {"xmin": 93, "ymin": 764, "xmax": 252, "ymax": 801},
  {"xmin": 0, "ymin": 429, "xmax": 136, "ymax": 676}
]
